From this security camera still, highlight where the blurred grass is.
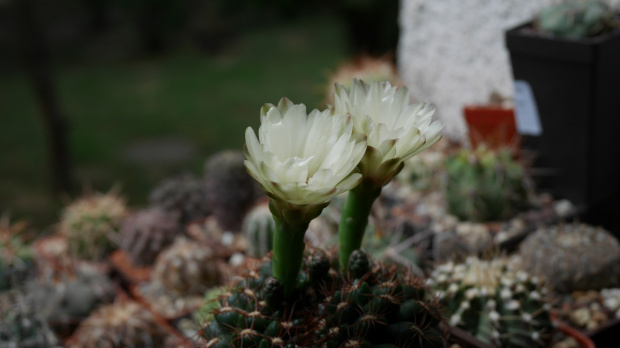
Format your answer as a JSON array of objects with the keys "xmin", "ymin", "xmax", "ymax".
[{"xmin": 0, "ymin": 14, "xmax": 348, "ymax": 229}]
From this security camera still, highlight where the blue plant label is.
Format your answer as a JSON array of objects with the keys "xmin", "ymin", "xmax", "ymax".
[{"xmin": 513, "ymin": 80, "xmax": 542, "ymax": 136}]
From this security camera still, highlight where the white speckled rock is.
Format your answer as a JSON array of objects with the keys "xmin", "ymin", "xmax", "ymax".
[{"xmin": 398, "ymin": 0, "xmax": 620, "ymax": 140}]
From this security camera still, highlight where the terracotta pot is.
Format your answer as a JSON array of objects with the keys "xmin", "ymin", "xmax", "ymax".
[{"xmin": 464, "ymin": 105, "xmax": 518, "ymax": 150}]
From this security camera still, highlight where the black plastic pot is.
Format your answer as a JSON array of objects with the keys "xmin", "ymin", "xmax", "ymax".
[{"xmin": 505, "ymin": 22, "xmax": 620, "ymax": 234}]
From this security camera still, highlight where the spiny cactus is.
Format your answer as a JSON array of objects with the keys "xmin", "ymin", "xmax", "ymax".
[
  {"xmin": 0, "ymin": 214, "xmax": 34, "ymax": 291},
  {"xmin": 119, "ymin": 207, "xmax": 183, "ymax": 266},
  {"xmin": 68, "ymin": 301, "xmax": 169, "ymax": 348},
  {"xmin": 201, "ymin": 249, "xmax": 446, "ymax": 347},
  {"xmin": 518, "ymin": 223, "xmax": 620, "ymax": 293},
  {"xmin": 59, "ymin": 190, "xmax": 127, "ymax": 262},
  {"xmin": 242, "ymin": 202, "xmax": 275, "ymax": 258},
  {"xmin": 149, "ymin": 174, "xmax": 210, "ymax": 225},
  {"xmin": 444, "ymin": 146, "xmax": 527, "ymax": 222},
  {"xmin": 538, "ymin": 0, "xmax": 617, "ymax": 39},
  {"xmin": 429, "ymin": 256, "xmax": 553, "ymax": 347},
  {"xmin": 204, "ymin": 150, "xmax": 263, "ymax": 232},
  {"xmin": 153, "ymin": 237, "xmax": 221, "ymax": 296},
  {"xmin": 32, "ymin": 264, "xmax": 115, "ymax": 323}
]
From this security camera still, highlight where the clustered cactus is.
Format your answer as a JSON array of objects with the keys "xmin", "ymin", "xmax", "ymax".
[
  {"xmin": 59, "ymin": 191, "xmax": 127, "ymax": 262},
  {"xmin": 149, "ymin": 174, "xmax": 210, "ymax": 225},
  {"xmin": 68, "ymin": 301, "xmax": 169, "ymax": 348},
  {"xmin": 153, "ymin": 237, "xmax": 222, "ymax": 296},
  {"xmin": 444, "ymin": 147, "xmax": 527, "ymax": 222},
  {"xmin": 120, "ymin": 207, "xmax": 183, "ymax": 266},
  {"xmin": 242, "ymin": 202, "xmax": 275, "ymax": 258},
  {"xmin": 518, "ymin": 223, "xmax": 620, "ymax": 293},
  {"xmin": 428, "ymin": 256, "xmax": 553, "ymax": 348},
  {"xmin": 201, "ymin": 250, "xmax": 446, "ymax": 347},
  {"xmin": 205, "ymin": 150, "xmax": 263, "ymax": 232},
  {"xmin": 0, "ymin": 215, "xmax": 34, "ymax": 291},
  {"xmin": 538, "ymin": 0, "xmax": 617, "ymax": 39}
]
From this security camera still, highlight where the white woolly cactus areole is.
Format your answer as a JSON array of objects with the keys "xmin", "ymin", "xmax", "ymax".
[{"xmin": 429, "ymin": 256, "xmax": 553, "ymax": 347}]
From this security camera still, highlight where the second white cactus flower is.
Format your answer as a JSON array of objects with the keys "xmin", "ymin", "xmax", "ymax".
[
  {"xmin": 244, "ymin": 97, "xmax": 367, "ymax": 220},
  {"xmin": 333, "ymin": 79, "xmax": 443, "ymax": 186}
]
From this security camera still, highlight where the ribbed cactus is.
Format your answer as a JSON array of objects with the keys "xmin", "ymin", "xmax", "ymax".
[
  {"xmin": 429, "ymin": 257, "xmax": 553, "ymax": 347},
  {"xmin": 204, "ymin": 150, "xmax": 263, "ymax": 232},
  {"xmin": 149, "ymin": 174, "xmax": 210, "ymax": 225},
  {"xmin": 518, "ymin": 223, "xmax": 620, "ymax": 293},
  {"xmin": 538, "ymin": 0, "xmax": 616, "ymax": 39},
  {"xmin": 444, "ymin": 147, "xmax": 527, "ymax": 222},
  {"xmin": 59, "ymin": 191, "xmax": 127, "ymax": 262},
  {"xmin": 119, "ymin": 207, "xmax": 183, "ymax": 266},
  {"xmin": 152, "ymin": 237, "xmax": 221, "ymax": 296},
  {"xmin": 68, "ymin": 301, "xmax": 168, "ymax": 348},
  {"xmin": 0, "ymin": 215, "xmax": 34, "ymax": 291},
  {"xmin": 242, "ymin": 202, "xmax": 275, "ymax": 258},
  {"xmin": 201, "ymin": 250, "xmax": 446, "ymax": 347}
]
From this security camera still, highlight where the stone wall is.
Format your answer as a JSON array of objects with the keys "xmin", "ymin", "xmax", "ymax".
[{"xmin": 398, "ymin": 0, "xmax": 620, "ymax": 140}]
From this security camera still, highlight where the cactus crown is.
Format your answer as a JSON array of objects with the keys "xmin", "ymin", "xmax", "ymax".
[
  {"xmin": 444, "ymin": 146, "xmax": 527, "ymax": 222},
  {"xmin": 518, "ymin": 223, "xmax": 620, "ymax": 293},
  {"xmin": 538, "ymin": 0, "xmax": 617, "ymax": 39},
  {"xmin": 201, "ymin": 250, "xmax": 446, "ymax": 347},
  {"xmin": 149, "ymin": 174, "xmax": 210, "ymax": 225},
  {"xmin": 0, "ymin": 215, "xmax": 33, "ymax": 291},
  {"xmin": 242, "ymin": 202, "xmax": 275, "ymax": 258},
  {"xmin": 429, "ymin": 256, "xmax": 552, "ymax": 347},
  {"xmin": 59, "ymin": 190, "xmax": 127, "ymax": 262}
]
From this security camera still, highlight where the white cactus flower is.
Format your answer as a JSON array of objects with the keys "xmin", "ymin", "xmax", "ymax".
[
  {"xmin": 333, "ymin": 79, "xmax": 443, "ymax": 185},
  {"xmin": 244, "ymin": 97, "xmax": 366, "ymax": 208}
]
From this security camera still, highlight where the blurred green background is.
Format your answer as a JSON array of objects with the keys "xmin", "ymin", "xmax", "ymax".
[{"xmin": 0, "ymin": 0, "xmax": 399, "ymax": 229}]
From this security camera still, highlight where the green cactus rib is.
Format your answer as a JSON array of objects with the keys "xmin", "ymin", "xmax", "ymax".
[{"xmin": 338, "ymin": 179, "xmax": 382, "ymax": 271}]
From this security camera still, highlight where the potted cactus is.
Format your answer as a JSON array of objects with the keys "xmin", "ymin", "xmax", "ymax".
[{"xmin": 505, "ymin": 0, "xmax": 620, "ymax": 233}]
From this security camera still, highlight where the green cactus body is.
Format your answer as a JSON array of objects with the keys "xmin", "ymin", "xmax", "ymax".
[
  {"xmin": 429, "ymin": 257, "xmax": 552, "ymax": 347},
  {"xmin": 204, "ymin": 150, "xmax": 264, "ymax": 232},
  {"xmin": 59, "ymin": 191, "xmax": 127, "ymax": 262},
  {"xmin": 153, "ymin": 237, "xmax": 221, "ymax": 296},
  {"xmin": 69, "ymin": 301, "xmax": 168, "ymax": 348},
  {"xmin": 518, "ymin": 223, "xmax": 620, "ymax": 293},
  {"xmin": 242, "ymin": 202, "xmax": 275, "ymax": 258},
  {"xmin": 149, "ymin": 174, "xmax": 210, "ymax": 225},
  {"xmin": 444, "ymin": 147, "xmax": 527, "ymax": 222},
  {"xmin": 201, "ymin": 250, "xmax": 446, "ymax": 347},
  {"xmin": 120, "ymin": 207, "xmax": 183, "ymax": 266},
  {"xmin": 0, "ymin": 217, "xmax": 34, "ymax": 291},
  {"xmin": 538, "ymin": 0, "xmax": 616, "ymax": 39}
]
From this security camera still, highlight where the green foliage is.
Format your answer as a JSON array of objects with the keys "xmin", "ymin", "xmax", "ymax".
[
  {"xmin": 201, "ymin": 250, "xmax": 446, "ymax": 347},
  {"xmin": 429, "ymin": 257, "xmax": 553, "ymax": 348},
  {"xmin": 518, "ymin": 223, "xmax": 620, "ymax": 293},
  {"xmin": 242, "ymin": 202, "xmax": 275, "ymax": 258},
  {"xmin": 444, "ymin": 147, "xmax": 527, "ymax": 222},
  {"xmin": 538, "ymin": 0, "xmax": 617, "ymax": 39}
]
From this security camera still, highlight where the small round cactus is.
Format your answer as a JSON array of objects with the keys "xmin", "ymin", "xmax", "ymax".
[
  {"xmin": 59, "ymin": 190, "xmax": 127, "ymax": 262},
  {"xmin": 518, "ymin": 223, "xmax": 620, "ymax": 293},
  {"xmin": 538, "ymin": 0, "xmax": 616, "ymax": 39},
  {"xmin": 119, "ymin": 207, "xmax": 183, "ymax": 266},
  {"xmin": 444, "ymin": 147, "xmax": 528, "ymax": 222},
  {"xmin": 149, "ymin": 174, "xmax": 210, "ymax": 225},
  {"xmin": 152, "ymin": 237, "xmax": 221, "ymax": 296},
  {"xmin": 429, "ymin": 256, "xmax": 553, "ymax": 347},
  {"xmin": 204, "ymin": 150, "xmax": 263, "ymax": 232},
  {"xmin": 201, "ymin": 250, "xmax": 446, "ymax": 347},
  {"xmin": 241, "ymin": 202, "xmax": 275, "ymax": 258},
  {"xmin": 69, "ymin": 301, "xmax": 168, "ymax": 348}
]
